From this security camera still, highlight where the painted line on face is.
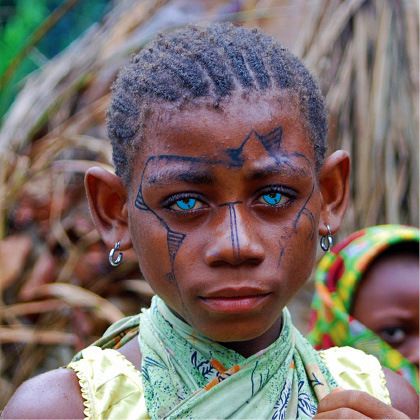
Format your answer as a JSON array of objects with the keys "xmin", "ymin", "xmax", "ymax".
[
  {"xmin": 302, "ymin": 208, "xmax": 316, "ymax": 240},
  {"xmin": 225, "ymin": 130, "xmax": 253, "ymax": 167},
  {"xmin": 225, "ymin": 126, "xmax": 284, "ymax": 169},
  {"xmin": 255, "ymin": 126, "xmax": 283, "ymax": 159},
  {"xmin": 277, "ymin": 243, "xmax": 285, "ymax": 268},
  {"xmin": 167, "ymin": 229, "xmax": 186, "ymax": 265},
  {"xmin": 289, "ymin": 151, "xmax": 312, "ymax": 168},
  {"xmin": 218, "ymin": 201, "xmax": 243, "ymax": 207},
  {"xmin": 136, "ymin": 155, "xmax": 188, "ymax": 283},
  {"xmin": 135, "ymin": 188, "xmax": 148, "ymax": 211},
  {"xmin": 228, "ymin": 203, "xmax": 241, "ymax": 260},
  {"xmin": 255, "ymin": 129, "xmax": 314, "ymax": 180},
  {"xmin": 293, "ymin": 183, "xmax": 315, "ymax": 232}
]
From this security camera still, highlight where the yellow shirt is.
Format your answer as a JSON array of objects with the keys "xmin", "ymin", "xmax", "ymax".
[{"xmin": 68, "ymin": 345, "xmax": 390, "ymax": 420}]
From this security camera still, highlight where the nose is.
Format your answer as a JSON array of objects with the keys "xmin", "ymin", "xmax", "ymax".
[{"xmin": 204, "ymin": 203, "xmax": 265, "ymax": 266}]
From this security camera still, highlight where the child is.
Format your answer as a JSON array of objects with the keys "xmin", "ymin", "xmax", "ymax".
[
  {"xmin": 308, "ymin": 224, "xmax": 419, "ymax": 392},
  {"xmin": 2, "ymin": 24, "xmax": 417, "ymax": 419}
]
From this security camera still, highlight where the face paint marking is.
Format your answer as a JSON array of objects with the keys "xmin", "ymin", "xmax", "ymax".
[
  {"xmin": 281, "ymin": 159, "xmax": 309, "ymax": 177},
  {"xmin": 167, "ymin": 229, "xmax": 186, "ymax": 264},
  {"xmin": 255, "ymin": 127, "xmax": 283, "ymax": 158},
  {"xmin": 165, "ymin": 272, "xmax": 176, "ymax": 282},
  {"xmin": 228, "ymin": 203, "xmax": 241, "ymax": 259},
  {"xmin": 293, "ymin": 183, "xmax": 315, "ymax": 231},
  {"xmin": 137, "ymin": 156, "xmax": 188, "ymax": 283},
  {"xmin": 135, "ymin": 188, "xmax": 149, "ymax": 211},
  {"xmin": 302, "ymin": 208, "xmax": 316, "ymax": 240},
  {"xmin": 246, "ymin": 162, "xmax": 309, "ymax": 180},
  {"xmin": 225, "ymin": 130, "xmax": 253, "ymax": 167},
  {"xmin": 218, "ymin": 200, "xmax": 243, "ymax": 207},
  {"xmin": 277, "ymin": 244, "xmax": 285, "ymax": 268},
  {"xmin": 289, "ymin": 151, "xmax": 312, "ymax": 167}
]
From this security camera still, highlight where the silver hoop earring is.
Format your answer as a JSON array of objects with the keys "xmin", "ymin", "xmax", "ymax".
[
  {"xmin": 320, "ymin": 224, "xmax": 333, "ymax": 252},
  {"xmin": 109, "ymin": 241, "xmax": 123, "ymax": 267}
]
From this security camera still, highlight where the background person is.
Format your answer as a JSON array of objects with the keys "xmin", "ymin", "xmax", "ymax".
[{"xmin": 308, "ymin": 224, "xmax": 419, "ymax": 392}]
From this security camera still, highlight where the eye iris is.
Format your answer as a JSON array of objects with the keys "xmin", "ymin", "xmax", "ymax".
[
  {"xmin": 176, "ymin": 198, "xmax": 196, "ymax": 210},
  {"xmin": 263, "ymin": 192, "xmax": 282, "ymax": 206}
]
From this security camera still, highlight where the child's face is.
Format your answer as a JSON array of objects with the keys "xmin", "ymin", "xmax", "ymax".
[
  {"xmin": 352, "ymin": 252, "xmax": 419, "ymax": 367},
  {"xmin": 125, "ymin": 91, "xmax": 323, "ymax": 344}
]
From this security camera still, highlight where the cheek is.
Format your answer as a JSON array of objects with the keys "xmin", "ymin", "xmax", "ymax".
[
  {"xmin": 283, "ymin": 231, "xmax": 317, "ymax": 282},
  {"xmin": 129, "ymin": 212, "xmax": 173, "ymax": 283},
  {"xmin": 275, "ymin": 213, "xmax": 319, "ymax": 294},
  {"xmin": 281, "ymin": 199, "xmax": 319, "ymax": 256}
]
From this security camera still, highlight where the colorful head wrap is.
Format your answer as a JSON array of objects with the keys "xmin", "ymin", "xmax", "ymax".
[{"xmin": 308, "ymin": 224, "xmax": 419, "ymax": 391}]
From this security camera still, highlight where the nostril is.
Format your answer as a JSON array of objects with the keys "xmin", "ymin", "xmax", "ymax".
[
  {"xmin": 208, "ymin": 259, "xmax": 227, "ymax": 268},
  {"xmin": 248, "ymin": 257, "xmax": 264, "ymax": 266}
]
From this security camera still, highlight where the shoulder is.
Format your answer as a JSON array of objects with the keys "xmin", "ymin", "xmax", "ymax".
[
  {"xmin": 1, "ymin": 367, "xmax": 84, "ymax": 419},
  {"xmin": 384, "ymin": 367, "xmax": 419, "ymax": 419},
  {"xmin": 117, "ymin": 334, "xmax": 142, "ymax": 369}
]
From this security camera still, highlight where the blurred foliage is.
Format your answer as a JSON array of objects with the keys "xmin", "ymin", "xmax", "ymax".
[{"xmin": 0, "ymin": 0, "xmax": 110, "ymax": 121}]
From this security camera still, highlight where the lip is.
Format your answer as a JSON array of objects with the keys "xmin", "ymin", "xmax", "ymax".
[{"xmin": 199, "ymin": 287, "xmax": 271, "ymax": 314}]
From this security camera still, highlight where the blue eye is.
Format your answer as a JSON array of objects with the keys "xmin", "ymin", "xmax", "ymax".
[
  {"xmin": 168, "ymin": 196, "xmax": 207, "ymax": 212},
  {"xmin": 175, "ymin": 198, "xmax": 197, "ymax": 210},
  {"xmin": 261, "ymin": 192, "xmax": 283, "ymax": 206},
  {"xmin": 165, "ymin": 193, "xmax": 207, "ymax": 213}
]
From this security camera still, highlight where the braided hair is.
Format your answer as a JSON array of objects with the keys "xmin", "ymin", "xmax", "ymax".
[{"xmin": 107, "ymin": 23, "xmax": 327, "ymax": 184}]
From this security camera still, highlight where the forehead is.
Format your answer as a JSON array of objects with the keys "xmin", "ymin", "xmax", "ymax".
[
  {"xmin": 132, "ymin": 91, "xmax": 314, "ymax": 178},
  {"xmin": 362, "ymin": 253, "xmax": 419, "ymax": 299}
]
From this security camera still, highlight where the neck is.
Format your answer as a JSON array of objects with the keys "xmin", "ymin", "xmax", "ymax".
[{"xmin": 221, "ymin": 315, "xmax": 283, "ymax": 358}]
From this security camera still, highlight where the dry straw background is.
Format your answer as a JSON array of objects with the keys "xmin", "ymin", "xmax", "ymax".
[{"xmin": 0, "ymin": 0, "xmax": 418, "ymax": 406}]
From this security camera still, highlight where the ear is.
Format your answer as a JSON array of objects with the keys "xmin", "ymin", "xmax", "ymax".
[
  {"xmin": 85, "ymin": 167, "xmax": 132, "ymax": 250},
  {"xmin": 318, "ymin": 150, "xmax": 350, "ymax": 235}
]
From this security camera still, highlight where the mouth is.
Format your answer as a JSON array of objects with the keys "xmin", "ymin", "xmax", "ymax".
[{"xmin": 199, "ymin": 287, "xmax": 271, "ymax": 314}]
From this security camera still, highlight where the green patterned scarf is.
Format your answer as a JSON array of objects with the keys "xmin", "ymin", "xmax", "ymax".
[
  {"xmin": 139, "ymin": 296, "xmax": 337, "ymax": 419},
  {"xmin": 308, "ymin": 224, "xmax": 419, "ymax": 392}
]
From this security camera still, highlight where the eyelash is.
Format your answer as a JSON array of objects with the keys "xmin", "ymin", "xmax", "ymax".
[
  {"xmin": 162, "ymin": 192, "xmax": 208, "ymax": 213},
  {"xmin": 255, "ymin": 185, "xmax": 297, "ymax": 208},
  {"xmin": 162, "ymin": 185, "xmax": 296, "ymax": 213}
]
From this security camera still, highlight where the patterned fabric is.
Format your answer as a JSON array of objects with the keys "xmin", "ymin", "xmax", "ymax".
[
  {"xmin": 308, "ymin": 224, "xmax": 419, "ymax": 392},
  {"xmin": 138, "ymin": 296, "xmax": 337, "ymax": 419},
  {"xmin": 67, "ymin": 343, "xmax": 390, "ymax": 420}
]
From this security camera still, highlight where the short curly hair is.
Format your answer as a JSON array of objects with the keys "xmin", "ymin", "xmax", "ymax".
[{"xmin": 107, "ymin": 23, "xmax": 327, "ymax": 184}]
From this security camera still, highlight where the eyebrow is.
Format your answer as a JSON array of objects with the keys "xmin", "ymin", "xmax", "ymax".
[
  {"xmin": 246, "ymin": 160, "xmax": 310, "ymax": 180},
  {"xmin": 146, "ymin": 167, "xmax": 215, "ymax": 186}
]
